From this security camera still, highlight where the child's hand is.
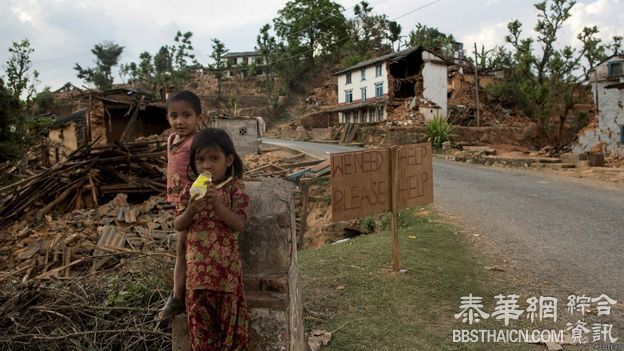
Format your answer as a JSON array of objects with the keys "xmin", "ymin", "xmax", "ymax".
[
  {"xmin": 185, "ymin": 193, "xmax": 208, "ymax": 215},
  {"xmin": 204, "ymin": 187, "xmax": 221, "ymax": 207}
]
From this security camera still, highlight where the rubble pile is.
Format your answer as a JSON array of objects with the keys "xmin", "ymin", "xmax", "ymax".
[
  {"xmin": 384, "ymin": 98, "xmax": 427, "ymax": 126},
  {"xmin": 0, "ymin": 192, "xmax": 176, "ymax": 350},
  {"xmin": 0, "ymin": 138, "xmax": 168, "ymax": 227},
  {"xmin": 448, "ymin": 75, "xmax": 529, "ymax": 127}
]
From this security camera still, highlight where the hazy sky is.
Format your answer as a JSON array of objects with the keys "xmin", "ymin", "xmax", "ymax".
[{"xmin": 1, "ymin": 0, "xmax": 622, "ymax": 90}]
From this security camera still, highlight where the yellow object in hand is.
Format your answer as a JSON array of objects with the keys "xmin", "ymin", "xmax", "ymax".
[{"xmin": 189, "ymin": 171, "xmax": 212, "ymax": 199}]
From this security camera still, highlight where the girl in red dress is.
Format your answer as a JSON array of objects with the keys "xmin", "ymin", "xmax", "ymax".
[{"xmin": 174, "ymin": 128, "xmax": 249, "ymax": 351}]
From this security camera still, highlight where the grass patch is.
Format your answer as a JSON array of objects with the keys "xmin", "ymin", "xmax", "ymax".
[{"xmin": 299, "ymin": 207, "xmax": 543, "ymax": 350}]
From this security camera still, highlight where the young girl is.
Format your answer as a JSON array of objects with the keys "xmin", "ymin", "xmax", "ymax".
[
  {"xmin": 158, "ymin": 90, "xmax": 200, "ymax": 320},
  {"xmin": 174, "ymin": 128, "xmax": 249, "ymax": 350}
]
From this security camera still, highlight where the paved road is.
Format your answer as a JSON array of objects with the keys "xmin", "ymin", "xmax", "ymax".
[
  {"xmin": 263, "ymin": 138, "xmax": 624, "ymax": 298},
  {"xmin": 433, "ymin": 160, "xmax": 624, "ymax": 297},
  {"xmin": 262, "ymin": 138, "xmax": 362, "ymax": 159}
]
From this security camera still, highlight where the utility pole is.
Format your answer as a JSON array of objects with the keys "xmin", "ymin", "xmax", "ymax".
[{"xmin": 474, "ymin": 42, "xmax": 480, "ymax": 127}]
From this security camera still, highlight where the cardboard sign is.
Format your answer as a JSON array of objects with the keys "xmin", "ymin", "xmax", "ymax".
[
  {"xmin": 396, "ymin": 144, "xmax": 433, "ymax": 209},
  {"xmin": 330, "ymin": 143, "xmax": 433, "ymax": 222},
  {"xmin": 330, "ymin": 149, "xmax": 391, "ymax": 222}
]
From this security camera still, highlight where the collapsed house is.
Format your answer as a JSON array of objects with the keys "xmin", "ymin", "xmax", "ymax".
[
  {"xmin": 332, "ymin": 46, "xmax": 448, "ymax": 124},
  {"xmin": 574, "ymin": 54, "xmax": 624, "ymax": 156},
  {"xmin": 47, "ymin": 88, "xmax": 169, "ymax": 162}
]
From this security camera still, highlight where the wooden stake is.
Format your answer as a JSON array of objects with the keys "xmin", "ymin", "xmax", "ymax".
[
  {"xmin": 390, "ymin": 146, "xmax": 400, "ymax": 272},
  {"xmin": 474, "ymin": 42, "xmax": 480, "ymax": 127}
]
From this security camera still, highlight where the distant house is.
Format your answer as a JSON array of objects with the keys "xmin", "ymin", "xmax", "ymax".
[
  {"xmin": 333, "ymin": 46, "xmax": 448, "ymax": 124},
  {"xmin": 574, "ymin": 54, "xmax": 624, "ymax": 155},
  {"xmin": 223, "ymin": 51, "xmax": 264, "ymax": 78}
]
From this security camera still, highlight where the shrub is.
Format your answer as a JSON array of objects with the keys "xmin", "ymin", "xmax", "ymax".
[
  {"xmin": 359, "ymin": 216, "xmax": 375, "ymax": 234},
  {"xmin": 426, "ymin": 116, "xmax": 455, "ymax": 148}
]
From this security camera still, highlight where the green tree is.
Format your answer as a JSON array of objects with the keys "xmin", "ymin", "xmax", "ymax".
[
  {"xmin": 31, "ymin": 87, "xmax": 55, "ymax": 116},
  {"xmin": 208, "ymin": 39, "xmax": 228, "ymax": 99},
  {"xmin": 123, "ymin": 31, "xmax": 199, "ymax": 92},
  {"xmin": 256, "ymin": 24, "xmax": 278, "ymax": 76},
  {"xmin": 350, "ymin": 1, "xmax": 391, "ymax": 56},
  {"xmin": 121, "ymin": 51, "xmax": 156, "ymax": 90},
  {"xmin": 0, "ymin": 78, "xmax": 21, "ymax": 161},
  {"xmin": 154, "ymin": 45, "xmax": 174, "ymax": 87},
  {"xmin": 387, "ymin": 21, "xmax": 402, "ymax": 51},
  {"xmin": 172, "ymin": 31, "xmax": 200, "ymax": 83},
  {"xmin": 74, "ymin": 41, "xmax": 124, "ymax": 90},
  {"xmin": 273, "ymin": 0, "xmax": 348, "ymax": 64},
  {"xmin": 2, "ymin": 39, "xmax": 41, "ymax": 161},
  {"xmin": 256, "ymin": 24, "xmax": 279, "ymax": 93},
  {"xmin": 490, "ymin": 0, "xmax": 617, "ymax": 142},
  {"xmin": 4, "ymin": 39, "xmax": 39, "ymax": 104},
  {"xmin": 408, "ymin": 23, "xmax": 456, "ymax": 58}
]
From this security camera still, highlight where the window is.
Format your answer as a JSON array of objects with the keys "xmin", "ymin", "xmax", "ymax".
[
  {"xmin": 375, "ymin": 63, "xmax": 382, "ymax": 77},
  {"xmin": 345, "ymin": 90, "xmax": 353, "ymax": 103},
  {"xmin": 608, "ymin": 62, "xmax": 623, "ymax": 77},
  {"xmin": 361, "ymin": 68, "xmax": 366, "ymax": 81},
  {"xmin": 346, "ymin": 72, "xmax": 352, "ymax": 84},
  {"xmin": 375, "ymin": 82, "xmax": 383, "ymax": 97},
  {"xmin": 376, "ymin": 108, "xmax": 382, "ymax": 121},
  {"xmin": 361, "ymin": 87, "xmax": 367, "ymax": 101}
]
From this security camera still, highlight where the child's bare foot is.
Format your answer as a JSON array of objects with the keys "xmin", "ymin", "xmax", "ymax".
[{"xmin": 156, "ymin": 295, "xmax": 185, "ymax": 321}]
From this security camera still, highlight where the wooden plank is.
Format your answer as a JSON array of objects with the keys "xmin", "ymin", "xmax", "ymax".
[{"xmin": 119, "ymin": 104, "xmax": 140, "ymax": 143}]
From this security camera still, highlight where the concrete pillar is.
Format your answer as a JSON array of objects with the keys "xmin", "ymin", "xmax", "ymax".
[{"xmin": 172, "ymin": 178, "xmax": 304, "ymax": 350}]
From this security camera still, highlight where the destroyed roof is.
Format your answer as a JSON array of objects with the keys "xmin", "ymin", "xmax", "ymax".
[
  {"xmin": 333, "ymin": 46, "xmax": 445, "ymax": 75},
  {"xmin": 587, "ymin": 54, "xmax": 624, "ymax": 73},
  {"xmin": 52, "ymin": 82, "xmax": 83, "ymax": 94},
  {"xmin": 51, "ymin": 108, "xmax": 87, "ymax": 128},
  {"xmin": 223, "ymin": 51, "xmax": 261, "ymax": 58}
]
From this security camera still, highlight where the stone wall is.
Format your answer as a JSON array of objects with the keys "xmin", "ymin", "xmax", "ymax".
[
  {"xmin": 358, "ymin": 125, "xmax": 538, "ymax": 146},
  {"xmin": 172, "ymin": 178, "xmax": 304, "ymax": 351},
  {"xmin": 279, "ymin": 129, "xmax": 310, "ymax": 141},
  {"xmin": 311, "ymin": 128, "xmax": 332, "ymax": 140}
]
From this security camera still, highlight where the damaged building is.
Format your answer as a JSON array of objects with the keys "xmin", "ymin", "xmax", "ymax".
[
  {"xmin": 333, "ymin": 46, "xmax": 448, "ymax": 124},
  {"xmin": 47, "ymin": 88, "xmax": 169, "ymax": 162},
  {"xmin": 574, "ymin": 54, "xmax": 624, "ymax": 156}
]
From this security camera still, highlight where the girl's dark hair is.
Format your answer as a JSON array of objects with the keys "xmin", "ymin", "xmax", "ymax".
[
  {"xmin": 167, "ymin": 90, "xmax": 202, "ymax": 115},
  {"xmin": 188, "ymin": 128, "xmax": 244, "ymax": 180}
]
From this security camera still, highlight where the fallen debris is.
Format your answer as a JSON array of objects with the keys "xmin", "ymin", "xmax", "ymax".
[{"xmin": 0, "ymin": 138, "xmax": 167, "ymax": 227}]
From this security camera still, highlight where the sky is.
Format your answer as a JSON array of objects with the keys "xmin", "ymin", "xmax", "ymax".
[{"xmin": 1, "ymin": 0, "xmax": 622, "ymax": 91}]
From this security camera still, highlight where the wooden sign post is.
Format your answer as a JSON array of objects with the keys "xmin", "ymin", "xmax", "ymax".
[
  {"xmin": 390, "ymin": 146, "xmax": 400, "ymax": 271},
  {"xmin": 331, "ymin": 143, "xmax": 433, "ymax": 272}
]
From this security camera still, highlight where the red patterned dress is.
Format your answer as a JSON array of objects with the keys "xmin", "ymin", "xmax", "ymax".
[
  {"xmin": 177, "ymin": 177, "xmax": 250, "ymax": 351},
  {"xmin": 167, "ymin": 133, "xmax": 195, "ymax": 204}
]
